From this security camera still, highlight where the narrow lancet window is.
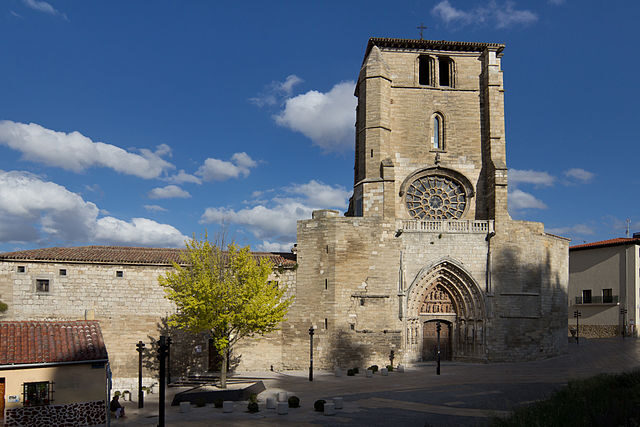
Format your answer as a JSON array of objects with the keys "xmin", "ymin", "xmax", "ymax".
[
  {"xmin": 433, "ymin": 116, "xmax": 440, "ymax": 149},
  {"xmin": 431, "ymin": 113, "xmax": 444, "ymax": 150}
]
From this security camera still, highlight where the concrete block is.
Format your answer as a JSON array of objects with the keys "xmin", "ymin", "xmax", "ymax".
[
  {"xmin": 179, "ymin": 401, "xmax": 190, "ymax": 413},
  {"xmin": 397, "ymin": 364, "xmax": 405, "ymax": 373},
  {"xmin": 335, "ymin": 368, "xmax": 343, "ymax": 377},
  {"xmin": 324, "ymin": 402, "xmax": 336, "ymax": 416},
  {"xmin": 381, "ymin": 368, "xmax": 388, "ymax": 376},
  {"xmin": 333, "ymin": 397, "xmax": 343, "ymax": 409},
  {"xmin": 223, "ymin": 401, "xmax": 233, "ymax": 413},
  {"xmin": 366, "ymin": 369, "xmax": 373, "ymax": 378},
  {"xmin": 277, "ymin": 402, "xmax": 288, "ymax": 415},
  {"xmin": 278, "ymin": 391, "xmax": 288, "ymax": 402},
  {"xmin": 266, "ymin": 397, "xmax": 276, "ymax": 409}
]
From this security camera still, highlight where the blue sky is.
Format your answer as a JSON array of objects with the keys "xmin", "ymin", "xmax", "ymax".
[{"xmin": 0, "ymin": 0, "xmax": 638, "ymax": 253}]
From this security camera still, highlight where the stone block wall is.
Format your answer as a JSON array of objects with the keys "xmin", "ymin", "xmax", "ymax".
[{"xmin": 5, "ymin": 400, "xmax": 105, "ymax": 427}]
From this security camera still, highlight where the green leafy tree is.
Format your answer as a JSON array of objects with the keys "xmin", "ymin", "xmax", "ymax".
[{"xmin": 159, "ymin": 234, "xmax": 293, "ymax": 388}]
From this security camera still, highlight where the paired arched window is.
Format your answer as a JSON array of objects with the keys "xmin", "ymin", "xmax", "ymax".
[
  {"xmin": 418, "ymin": 55, "xmax": 455, "ymax": 88},
  {"xmin": 431, "ymin": 113, "xmax": 444, "ymax": 150}
]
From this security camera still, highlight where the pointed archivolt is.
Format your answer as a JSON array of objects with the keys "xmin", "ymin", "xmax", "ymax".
[{"xmin": 406, "ymin": 258, "xmax": 485, "ymax": 322}]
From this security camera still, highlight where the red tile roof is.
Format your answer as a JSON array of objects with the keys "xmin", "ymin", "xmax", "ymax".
[
  {"xmin": 0, "ymin": 321, "xmax": 108, "ymax": 365},
  {"xmin": 0, "ymin": 245, "xmax": 297, "ymax": 267},
  {"xmin": 570, "ymin": 237, "xmax": 640, "ymax": 251}
]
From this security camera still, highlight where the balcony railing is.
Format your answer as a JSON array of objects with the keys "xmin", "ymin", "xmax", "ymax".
[
  {"xmin": 400, "ymin": 220, "xmax": 494, "ymax": 234},
  {"xmin": 575, "ymin": 295, "xmax": 619, "ymax": 305}
]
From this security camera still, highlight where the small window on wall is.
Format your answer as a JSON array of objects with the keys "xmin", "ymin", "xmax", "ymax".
[
  {"xmin": 23, "ymin": 381, "xmax": 53, "ymax": 406},
  {"xmin": 431, "ymin": 113, "xmax": 444, "ymax": 150},
  {"xmin": 17, "ymin": 266, "xmax": 26, "ymax": 273},
  {"xmin": 116, "ymin": 271, "xmax": 123, "ymax": 278},
  {"xmin": 36, "ymin": 279, "xmax": 49, "ymax": 293},
  {"xmin": 582, "ymin": 289, "xmax": 592, "ymax": 304},
  {"xmin": 418, "ymin": 55, "xmax": 433, "ymax": 85},
  {"xmin": 602, "ymin": 288, "xmax": 613, "ymax": 304},
  {"xmin": 59, "ymin": 269, "xmax": 66, "ymax": 276}
]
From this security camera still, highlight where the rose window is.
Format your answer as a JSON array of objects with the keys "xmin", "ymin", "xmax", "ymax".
[{"xmin": 405, "ymin": 175, "xmax": 466, "ymax": 220}]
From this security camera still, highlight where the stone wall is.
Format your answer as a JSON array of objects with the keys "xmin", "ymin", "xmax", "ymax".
[{"xmin": 5, "ymin": 400, "xmax": 105, "ymax": 427}]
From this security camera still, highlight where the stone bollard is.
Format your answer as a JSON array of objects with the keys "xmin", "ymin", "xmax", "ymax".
[
  {"xmin": 277, "ymin": 402, "xmax": 288, "ymax": 415},
  {"xmin": 397, "ymin": 364, "xmax": 405, "ymax": 373},
  {"xmin": 335, "ymin": 368, "xmax": 343, "ymax": 377},
  {"xmin": 277, "ymin": 391, "xmax": 288, "ymax": 402},
  {"xmin": 223, "ymin": 401, "xmax": 234, "ymax": 413},
  {"xmin": 324, "ymin": 402, "xmax": 336, "ymax": 416},
  {"xmin": 266, "ymin": 397, "xmax": 276, "ymax": 409},
  {"xmin": 381, "ymin": 368, "xmax": 389, "ymax": 376},
  {"xmin": 333, "ymin": 397, "xmax": 343, "ymax": 409},
  {"xmin": 179, "ymin": 401, "xmax": 191, "ymax": 413},
  {"xmin": 366, "ymin": 369, "xmax": 373, "ymax": 378}
]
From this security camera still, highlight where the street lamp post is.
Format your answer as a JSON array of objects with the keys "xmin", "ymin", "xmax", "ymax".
[
  {"xmin": 309, "ymin": 326, "xmax": 314, "ymax": 382},
  {"xmin": 166, "ymin": 336, "xmax": 172, "ymax": 385},
  {"xmin": 436, "ymin": 321, "xmax": 441, "ymax": 376},
  {"xmin": 158, "ymin": 336, "xmax": 168, "ymax": 427},
  {"xmin": 573, "ymin": 311, "xmax": 582, "ymax": 345},
  {"xmin": 135, "ymin": 341, "xmax": 145, "ymax": 408},
  {"xmin": 620, "ymin": 307, "xmax": 628, "ymax": 339}
]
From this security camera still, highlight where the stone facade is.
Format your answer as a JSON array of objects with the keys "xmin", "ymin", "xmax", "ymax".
[
  {"xmin": 0, "ymin": 37, "xmax": 570, "ymax": 390},
  {"xmin": 5, "ymin": 400, "xmax": 105, "ymax": 427}
]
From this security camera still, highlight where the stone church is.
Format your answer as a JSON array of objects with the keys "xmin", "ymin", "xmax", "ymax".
[{"xmin": 0, "ymin": 38, "xmax": 569, "ymax": 390}]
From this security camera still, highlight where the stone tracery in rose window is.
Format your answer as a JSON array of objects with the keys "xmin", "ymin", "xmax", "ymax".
[{"xmin": 405, "ymin": 175, "xmax": 466, "ymax": 220}]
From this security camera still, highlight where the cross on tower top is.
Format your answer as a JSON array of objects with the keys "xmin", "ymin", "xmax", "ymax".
[{"xmin": 417, "ymin": 23, "xmax": 428, "ymax": 40}]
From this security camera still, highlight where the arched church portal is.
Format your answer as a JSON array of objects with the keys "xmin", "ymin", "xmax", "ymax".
[{"xmin": 406, "ymin": 260, "xmax": 486, "ymax": 361}]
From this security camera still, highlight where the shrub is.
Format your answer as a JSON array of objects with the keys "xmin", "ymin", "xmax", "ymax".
[
  {"xmin": 194, "ymin": 397, "xmax": 206, "ymax": 407},
  {"xmin": 288, "ymin": 396, "xmax": 300, "ymax": 408},
  {"xmin": 347, "ymin": 369, "xmax": 355, "ymax": 376},
  {"xmin": 0, "ymin": 300, "xmax": 8, "ymax": 313},
  {"xmin": 249, "ymin": 393, "xmax": 258, "ymax": 403},
  {"xmin": 314, "ymin": 399, "xmax": 326, "ymax": 412},
  {"xmin": 368, "ymin": 365, "xmax": 379, "ymax": 373},
  {"xmin": 214, "ymin": 399, "xmax": 223, "ymax": 408},
  {"xmin": 353, "ymin": 367, "xmax": 359, "ymax": 374},
  {"xmin": 247, "ymin": 401, "xmax": 259, "ymax": 413},
  {"xmin": 386, "ymin": 365, "xmax": 394, "ymax": 372}
]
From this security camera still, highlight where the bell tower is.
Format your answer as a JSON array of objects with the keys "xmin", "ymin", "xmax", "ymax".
[{"xmin": 349, "ymin": 38, "xmax": 509, "ymax": 223}]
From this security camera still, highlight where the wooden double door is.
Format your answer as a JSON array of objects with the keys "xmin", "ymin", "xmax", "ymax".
[{"xmin": 422, "ymin": 320, "xmax": 452, "ymax": 361}]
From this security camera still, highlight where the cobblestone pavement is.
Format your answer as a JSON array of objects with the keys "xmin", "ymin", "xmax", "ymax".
[{"xmin": 110, "ymin": 338, "xmax": 640, "ymax": 426}]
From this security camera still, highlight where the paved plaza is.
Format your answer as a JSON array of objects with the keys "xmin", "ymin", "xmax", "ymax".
[{"xmin": 111, "ymin": 338, "xmax": 640, "ymax": 426}]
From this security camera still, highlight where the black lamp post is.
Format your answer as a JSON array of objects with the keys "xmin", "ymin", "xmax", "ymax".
[
  {"xmin": 436, "ymin": 321, "xmax": 441, "ymax": 375},
  {"xmin": 158, "ymin": 336, "xmax": 168, "ymax": 427},
  {"xmin": 135, "ymin": 341, "xmax": 145, "ymax": 408},
  {"xmin": 309, "ymin": 326, "xmax": 314, "ymax": 382},
  {"xmin": 574, "ymin": 311, "xmax": 582, "ymax": 345},
  {"xmin": 166, "ymin": 336, "xmax": 172, "ymax": 385},
  {"xmin": 620, "ymin": 307, "xmax": 628, "ymax": 339}
]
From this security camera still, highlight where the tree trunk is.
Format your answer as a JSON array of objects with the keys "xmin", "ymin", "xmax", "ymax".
[{"xmin": 220, "ymin": 348, "xmax": 228, "ymax": 389}]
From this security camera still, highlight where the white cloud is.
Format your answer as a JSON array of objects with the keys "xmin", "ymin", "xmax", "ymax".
[
  {"xmin": 510, "ymin": 169, "xmax": 555, "ymax": 187},
  {"xmin": 144, "ymin": 204, "xmax": 168, "ymax": 212},
  {"xmin": 200, "ymin": 180, "xmax": 349, "ymax": 244},
  {"xmin": 148, "ymin": 185, "xmax": 191, "ymax": 199},
  {"xmin": 564, "ymin": 168, "xmax": 594, "ymax": 183},
  {"xmin": 250, "ymin": 75, "xmax": 304, "ymax": 107},
  {"xmin": 22, "ymin": 0, "xmax": 67, "ymax": 20},
  {"xmin": 255, "ymin": 240, "xmax": 295, "ymax": 252},
  {"xmin": 431, "ymin": 1, "xmax": 537, "ymax": 29},
  {"xmin": 509, "ymin": 189, "xmax": 547, "ymax": 211},
  {"xmin": 195, "ymin": 152, "xmax": 257, "ymax": 181},
  {"xmin": 0, "ymin": 170, "xmax": 187, "ymax": 246},
  {"xmin": 0, "ymin": 121, "xmax": 174, "ymax": 179},
  {"xmin": 546, "ymin": 224, "xmax": 595, "ymax": 237},
  {"xmin": 274, "ymin": 81, "xmax": 357, "ymax": 152},
  {"xmin": 167, "ymin": 170, "xmax": 202, "ymax": 185}
]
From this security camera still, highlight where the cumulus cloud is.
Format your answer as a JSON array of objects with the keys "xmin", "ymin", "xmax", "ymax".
[
  {"xmin": 274, "ymin": 81, "xmax": 357, "ymax": 152},
  {"xmin": 432, "ymin": 1, "xmax": 537, "ymax": 29},
  {"xmin": 195, "ymin": 152, "xmax": 257, "ymax": 181},
  {"xmin": 546, "ymin": 224, "xmax": 595, "ymax": 237},
  {"xmin": 0, "ymin": 121, "xmax": 174, "ymax": 179},
  {"xmin": 144, "ymin": 205, "xmax": 168, "ymax": 212},
  {"xmin": 200, "ymin": 180, "xmax": 350, "ymax": 245},
  {"xmin": 510, "ymin": 169, "xmax": 555, "ymax": 187},
  {"xmin": 255, "ymin": 240, "xmax": 295, "ymax": 252},
  {"xmin": 167, "ymin": 170, "xmax": 202, "ymax": 185},
  {"xmin": 148, "ymin": 185, "xmax": 191, "ymax": 199},
  {"xmin": 564, "ymin": 168, "xmax": 594, "ymax": 183},
  {"xmin": 22, "ymin": 0, "xmax": 67, "ymax": 19},
  {"xmin": 250, "ymin": 75, "xmax": 304, "ymax": 107},
  {"xmin": 0, "ymin": 170, "xmax": 187, "ymax": 246},
  {"xmin": 509, "ymin": 189, "xmax": 547, "ymax": 212}
]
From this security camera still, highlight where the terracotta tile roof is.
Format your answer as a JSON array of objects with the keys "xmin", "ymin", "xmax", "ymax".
[
  {"xmin": 366, "ymin": 37, "xmax": 505, "ymax": 58},
  {"xmin": 570, "ymin": 237, "xmax": 640, "ymax": 251},
  {"xmin": 0, "ymin": 245, "xmax": 297, "ymax": 267},
  {"xmin": 0, "ymin": 321, "xmax": 108, "ymax": 365}
]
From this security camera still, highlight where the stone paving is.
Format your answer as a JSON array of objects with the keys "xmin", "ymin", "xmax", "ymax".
[{"xmin": 110, "ymin": 338, "xmax": 640, "ymax": 426}]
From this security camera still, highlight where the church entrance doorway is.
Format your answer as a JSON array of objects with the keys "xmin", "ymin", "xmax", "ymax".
[{"xmin": 422, "ymin": 320, "xmax": 452, "ymax": 360}]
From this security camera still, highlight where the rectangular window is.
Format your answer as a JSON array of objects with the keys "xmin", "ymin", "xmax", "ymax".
[
  {"xmin": 116, "ymin": 270, "xmax": 123, "ymax": 278},
  {"xmin": 59, "ymin": 269, "xmax": 66, "ymax": 276},
  {"xmin": 602, "ymin": 288, "xmax": 613, "ymax": 304},
  {"xmin": 418, "ymin": 55, "xmax": 432, "ymax": 85},
  {"xmin": 36, "ymin": 279, "xmax": 49, "ymax": 293},
  {"xmin": 439, "ymin": 57, "xmax": 450, "ymax": 87},
  {"xmin": 582, "ymin": 289, "xmax": 592, "ymax": 304},
  {"xmin": 23, "ymin": 381, "xmax": 52, "ymax": 407},
  {"xmin": 17, "ymin": 266, "xmax": 25, "ymax": 273},
  {"xmin": 325, "ymin": 279, "xmax": 328, "ymax": 290}
]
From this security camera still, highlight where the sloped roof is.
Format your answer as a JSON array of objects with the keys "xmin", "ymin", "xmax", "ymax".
[
  {"xmin": 0, "ymin": 245, "xmax": 297, "ymax": 267},
  {"xmin": 570, "ymin": 237, "xmax": 640, "ymax": 251},
  {"xmin": 366, "ymin": 37, "xmax": 505, "ymax": 58},
  {"xmin": 0, "ymin": 321, "xmax": 108, "ymax": 366}
]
